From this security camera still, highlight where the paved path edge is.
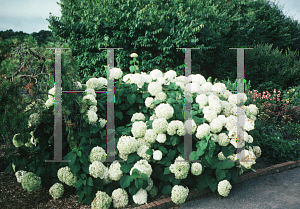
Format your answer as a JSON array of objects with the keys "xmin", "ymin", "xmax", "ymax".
[{"xmin": 130, "ymin": 160, "xmax": 300, "ymax": 209}]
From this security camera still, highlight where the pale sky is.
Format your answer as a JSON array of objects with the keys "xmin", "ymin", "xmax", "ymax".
[{"xmin": 0, "ymin": 0, "xmax": 299, "ymax": 34}]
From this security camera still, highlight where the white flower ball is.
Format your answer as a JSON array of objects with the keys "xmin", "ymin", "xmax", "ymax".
[
  {"xmin": 132, "ymin": 188, "xmax": 147, "ymax": 205},
  {"xmin": 123, "ymin": 73, "xmax": 132, "ymax": 83},
  {"xmin": 164, "ymin": 70, "xmax": 177, "ymax": 82},
  {"xmin": 237, "ymin": 149, "xmax": 256, "ymax": 169},
  {"xmin": 156, "ymin": 133, "xmax": 167, "ymax": 143},
  {"xmin": 217, "ymin": 133, "xmax": 230, "ymax": 146},
  {"xmin": 98, "ymin": 77, "xmax": 107, "ymax": 87},
  {"xmin": 145, "ymin": 97, "xmax": 156, "ymax": 109},
  {"xmin": 155, "ymin": 103, "xmax": 174, "ymax": 120},
  {"xmin": 86, "ymin": 78, "xmax": 101, "ymax": 89},
  {"xmin": 117, "ymin": 135, "xmax": 138, "ymax": 155},
  {"xmin": 212, "ymin": 82, "xmax": 227, "ymax": 94},
  {"xmin": 169, "ymin": 156, "xmax": 190, "ymax": 179},
  {"xmin": 141, "ymin": 72, "xmax": 153, "ymax": 83},
  {"xmin": 130, "ymin": 53, "xmax": 138, "ymax": 57},
  {"xmin": 203, "ymin": 106, "xmax": 218, "ymax": 122},
  {"xmin": 171, "ymin": 185, "xmax": 189, "ymax": 205},
  {"xmin": 189, "ymin": 74, "xmax": 206, "ymax": 85},
  {"xmin": 109, "ymin": 67, "xmax": 123, "ymax": 80},
  {"xmin": 87, "ymin": 110, "xmax": 98, "ymax": 124},
  {"xmin": 148, "ymin": 82, "xmax": 163, "ymax": 96},
  {"xmin": 15, "ymin": 170, "xmax": 28, "ymax": 183},
  {"xmin": 89, "ymin": 146, "xmax": 107, "ymax": 163},
  {"xmin": 217, "ymin": 180, "xmax": 232, "ymax": 197},
  {"xmin": 111, "ymin": 188, "xmax": 129, "ymax": 208},
  {"xmin": 130, "ymin": 160, "xmax": 153, "ymax": 178},
  {"xmin": 131, "ymin": 73, "xmax": 145, "ymax": 88},
  {"xmin": 153, "ymin": 150, "xmax": 163, "ymax": 161},
  {"xmin": 144, "ymin": 129, "xmax": 157, "ymax": 144},
  {"xmin": 85, "ymin": 88, "xmax": 97, "ymax": 97},
  {"xmin": 253, "ymin": 146, "xmax": 262, "ymax": 157},
  {"xmin": 131, "ymin": 121, "xmax": 147, "ymax": 138},
  {"xmin": 195, "ymin": 123, "xmax": 210, "ymax": 140},
  {"xmin": 108, "ymin": 161, "xmax": 123, "ymax": 181},
  {"xmin": 49, "ymin": 183, "xmax": 64, "ymax": 200},
  {"xmin": 167, "ymin": 120, "xmax": 186, "ymax": 136},
  {"xmin": 21, "ymin": 172, "xmax": 42, "ymax": 192},
  {"xmin": 196, "ymin": 94, "xmax": 208, "ymax": 109},
  {"xmin": 176, "ymin": 75, "xmax": 188, "ymax": 84},
  {"xmin": 191, "ymin": 162, "xmax": 203, "ymax": 176},
  {"xmin": 152, "ymin": 118, "xmax": 168, "ymax": 134},
  {"xmin": 82, "ymin": 94, "xmax": 97, "ymax": 106},
  {"xmin": 99, "ymin": 118, "xmax": 107, "ymax": 128},
  {"xmin": 89, "ymin": 161, "xmax": 109, "ymax": 179},
  {"xmin": 150, "ymin": 69, "xmax": 163, "ymax": 80},
  {"xmin": 92, "ymin": 191, "xmax": 112, "ymax": 209},
  {"xmin": 157, "ymin": 76, "xmax": 167, "ymax": 85},
  {"xmin": 210, "ymin": 117, "xmax": 224, "ymax": 134},
  {"xmin": 225, "ymin": 115, "xmax": 238, "ymax": 131},
  {"xmin": 199, "ymin": 82, "xmax": 213, "ymax": 94},
  {"xmin": 57, "ymin": 166, "xmax": 77, "ymax": 187},
  {"xmin": 218, "ymin": 152, "xmax": 227, "ymax": 161},
  {"xmin": 137, "ymin": 145, "xmax": 152, "ymax": 161},
  {"xmin": 131, "ymin": 113, "xmax": 146, "ymax": 122},
  {"xmin": 155, "ymin": 91, "xmax": 167, "ymax": 102},
  {"xmin": 149, "ymin": 114, "xmax": 158, "ymax": 121}
]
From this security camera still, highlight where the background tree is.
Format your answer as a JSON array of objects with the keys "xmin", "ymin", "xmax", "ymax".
[{"xmin": 47, "ymin": 0, "xmax": 300, "ymax": 92}]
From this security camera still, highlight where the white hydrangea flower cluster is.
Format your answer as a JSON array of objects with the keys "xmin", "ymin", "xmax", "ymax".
[
  {"xmin": 189, "ymin": 74, "xmax": 206, "ymax": 85},
  {"xmin": 136, "ymin": 137, "xmax": 152, "ymax": 148},
  {"xmin": 87, "ymin": 109, "xmax": 98, "ymax": 125},
  {"xmin": 131, "ymin": 121, "xmax": 147, "ymax": 138},
  {"xmin": 57, "ymin": 166, "xmax": 77, "ymax": 187},
  {"xmin": 141, "ymin": 72, "xmax": 153, "ymax": 83},
  {"xmin": 253, "ymin": 146, "xmax": 262, "ymax": 157},
  {"xmin": 167, "ymin": 120, "xmax": 186, "ymax": 136},
  {"xmin": 131, "ymin": 112, "xmax": 146, "ymax": 122},
  {"xmin": 143, "ymin": 129, "xmax": 157, "ymax": 144},
  {"xmin": 195, "ymin": 123, "xmax": 210, "ymax": 140},
  {"xmin": 185, "ymin": 82, "xmax": 201, "ymax": 94},
  {"xmin": 202, "ymin": 106, "xmax": 218, "ymax": 123},
  {"xmin": 85, "ymin": 88, "xmax": 96, "ymax": 97},
  {"xmin": 21, "ymin": 172, "xmax": 42, "ymax": 192},
  {"xmin": 210, "ymin": 117, "xmax": 224, "ymax": 134},
  {"xmin": 152, "ymin": 118, "xmax": 168, "ymax": 134},
  {"xmin": 89, "ymin": 161, "xmax": 109, "ymax": 179},
  {"xmin": 117, "ymin": 136, "xmax": 138, "ymax": 160},
  {"xmin": 108, "ymin": 161, "xmax": 123, "ymax": 181},
  {"xmin": 89, "ymin": 146, "xmax": 107, "ymax": 163},
  {"xmin": 208, "ymin": 94, "xmax": 222, "ymax": 114},
  {"xmin": 169, "ymin": 156, "xmax": 190, "ymax": 179},
  {"xmin": 28, "ymin": 113, "xmax": 41, "ymax": 128},
  {"xmin": 145, "ymin": 97, "xmax": 156, "ymax": 109},
  {"xmin": 132, "ymin": 188, "xmax": 147, "ymax": 205},
  {"xmin": 86, "ymin": 77, "xmax": 107, "ymax": 90},
  {"xmin": 49, "ymin": 183, "xmax": 64, "ymax": 200},
  {"xmin": 137, "ymin": 145, "xmax": 152, "ymax": 161},
  {"xmin": 147, "ymin": 81, "xmax": 162, "ymax": 96},
  {"xmin": 130, "ymin": 160, "xmax": 153, "ymax": 178},
  {"xmin": 196, "ymin": 94, "xmax": 208, "ymax": 109},
  {"xmin": 99, "ymin": 118, "xmax": 107, "ymax": 128},
  {"xmin": 15, "ymin": 170, "xmax": 28, "ymax": 183},
  {"xmin": 157, "ymin": 76, "xmax": 166, "ymax": 85},
  {"xmin": 109, "ymin": 68, "xmax": 123, "ymax": 80},
  {"xmin": 153, "ymin": 150, "xmax": 163, "ymax": 161},
  {"xmin": 150, "ymin": 69, "xmax": 163, "ymax": 80},
  {"xmin": 92, "ymin": 190, "xmax": 112, "ymax": 209},
  {"xmin": 217, "ymin": 180, "xmax": 232, "ymax": 197},
  {"xmin": 155, "ymin": 103, "xmax": 174, "ymax": 120},
  {"xmin": 154, "ymin": 91, "xmax": 167, "ymax": 102},
  {"xmin": 191, "ymin": 162, "xmax": 203, "ymax": 176},
  {"xmin": 123, "ymin": 73, "xmax": 132, "ymax": 84},
  {"xmin": 130, "ymin": 73, "xmax": 145, "ymax": 88},
  {"xmin": 82, "ymin": 94, "xmax": 97, "ymax": 106},
  {"xmin": 171, "ymin": 185, "xmax": 189, "ymax": 205},
  {"xmin": 156, "ymin": 133, "xmax": 167, "ymax": 143},
  {"xmin": 217, "ymin": 133, "xmax": 230, "ymax": 146},
  {"xmin": 164, "ymin": 70, "xmax": 177, "ymax": 84},
  {"xmin": 111, "ymin": 188, "xmax": 129, "ymax": 208}
]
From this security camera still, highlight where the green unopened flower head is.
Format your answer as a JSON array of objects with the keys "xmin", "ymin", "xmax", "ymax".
[
  {"xmin": 148, "ymin": 185, "xmax": 158, "ymax": 198},
  {"xmin": 49, "ymin": 183, "xmax": 64, "ymax": 200},
  {"xmin": 21, "ymin": 172, "xmax": 42, "ymax": 192}
]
